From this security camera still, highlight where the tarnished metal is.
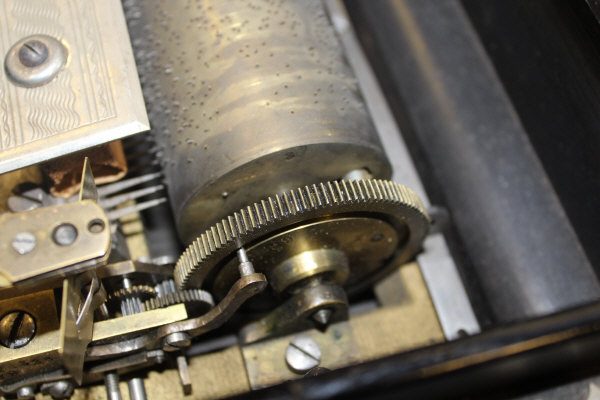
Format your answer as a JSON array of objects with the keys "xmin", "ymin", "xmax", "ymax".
[
  {"xmin": 268, "ymin": 249, "xmax": 349, "ymax": 294},
  {"xmin": 242, "ymin": 322, "xmax": 361, "ymax": 389},
  {"xmin": 59, "ymin": 272, "xmax": 106, "ymax": 384},
  {"xmin": 0, "ymin": 290, "xmax": 62, "ymax": 387},
  {"xmin": 285, "ymin": 336, "xmax": 322, "ymax": 374},
  {"xmin": 126, "ymin": 0, "xmax": 391, "ymax": 243},
  {"xmin": 0, "ymin": 0, "xmax": 149, "ymax": 174},
  {"xmin": 0, "ymin": 200, "xmax": 110, "ymax": 287},
  {"xmin": 240, "ymin": 284, "xmax": 348, "ymax": 344},
  {"xmin": 87, "ymin": 273, "xmax": 267, "ymax": 359},
  {"xmin": 0, "ymin": 310, "xmax": 36, "ymax": 349},
  {"xmin": 175, "ymin": 179, "xmax": 429, "ymax": 295},
  {"xmin": 91, "ymin": 304, "xmax": 188, "ymax": 344}
]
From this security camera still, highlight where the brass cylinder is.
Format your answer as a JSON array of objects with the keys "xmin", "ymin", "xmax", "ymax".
[{"xmin": 127, "ymin": 0, "xmax": 391, "ymax": 243}]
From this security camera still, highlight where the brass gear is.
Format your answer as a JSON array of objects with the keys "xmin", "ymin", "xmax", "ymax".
[
  {"xmin": 143, "ymin": 289, "xmax": 214, "ymax": 316},
  {"xmin": 108, "ymin": 285, "xmax": 156, "ymax": 302},
  {"xmin": 174, "ymin": 179, "xmax": 430, "ymax": 294}
]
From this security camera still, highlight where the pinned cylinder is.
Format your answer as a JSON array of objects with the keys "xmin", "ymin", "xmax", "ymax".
[{"xmin": 127, "ymin": 0, "xmax": 391, "ymax": 243}]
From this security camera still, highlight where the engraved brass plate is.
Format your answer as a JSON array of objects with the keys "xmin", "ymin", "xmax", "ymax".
[{"xmin": 0, "ymin": 0, "xmax": 149, "ymax": 174}]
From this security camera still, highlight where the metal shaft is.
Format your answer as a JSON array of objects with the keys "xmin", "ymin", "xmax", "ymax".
[
  {"xmin": 120, "ymin": 278, "xmax": 148, "ymax": 400},
  {"xmin": 104, "ymin": 372, "xmax": 122, "ymax": 400},
  {"xmin": 127, "ymin": 377, "xmax": 148, "ymax": 400}
]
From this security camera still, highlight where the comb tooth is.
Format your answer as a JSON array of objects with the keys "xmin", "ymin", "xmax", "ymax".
[
  {"xmin": 97, "ymin": 172, "xmax": 162, "ymax": 197},
  {"xmin": 100, "ymin": 184, "xmax": 164, "ymax": 209},
  {"xmin": 106, "ymin": 197, "xmax": 167, "ymax": 221}
]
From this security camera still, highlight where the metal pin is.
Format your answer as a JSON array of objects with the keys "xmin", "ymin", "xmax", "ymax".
[{"xmin": 236, "ymin": 247, "xmax": 255, "ymax": 276}]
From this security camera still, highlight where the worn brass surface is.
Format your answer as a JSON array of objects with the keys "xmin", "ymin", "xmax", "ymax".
[
  {"xmin": 242, "ymin": 322, "xmax": 362, "ymax": 389},
  {"xmin": 0, "ymin": 200, "xmax": 110, "ymax": 287},
  {"xmin": 70, "ymin": 346, "xmax": 251, "ymax": 400},
  {"xmin": 240, "ymin": 284, "xmax": 349, "ymax": 344},
  {"xmin": 356, "ymin": 262, "xmax": 445, "ymax": 360},
  {"xmin": 58, "ymin": 262, "xmax": 442, "ymax": 399},
  {"xmin": 0, "ymin": 0, "xmax": 149, "ymax": 174},
  {"xmin": 127, "ymin": 0, "xmax": 391, "ymax": 243},
  {"xmin": 0, "ymin": 290, "xmax": 61, "ymax": 386},
  {"xmin": 268, "ymin": 249, "xmax": 349, "ymax": 294},
  {"xmin": 87, "ymin": 273, "xmax": 267, "ymax": 359},
  {"xmin": 214, "ymin": 217, "xmax": 398, "ymax": 300},
  {"xmin": 90, "ymin": 304, "xmax": 188, "ymax": 344}
]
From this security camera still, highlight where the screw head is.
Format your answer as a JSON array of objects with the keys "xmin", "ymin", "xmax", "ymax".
[
  {"xmin": 0, "ymin": 311, "xmax": 36, "ymax": 349},
  {"xmin": 18, "ymin": 40, "xmax": 49, "ymax": 67},
  {"xmin": 16, "ymin": 386, "xmax": 35, "ymax": 399},
  {"xmin": 4, "ymin": 34, "xmax": 67, "ymax": 87},
  {"xmin": 12, "ymin": 232, "xmax": 36, "ymax": 255},
  {"xmin": 52, "ymin": 223, "xmax": 78, "ymax": 246},
  {"xmin": 285, "ymin": 336, "xmax": 321, "ymax": 374},
  {"xmin": 41, "ymin": 380, "xmax": 74, "ymax": 399}
]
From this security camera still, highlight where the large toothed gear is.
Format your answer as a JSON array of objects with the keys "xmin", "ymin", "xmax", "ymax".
[{"xmin": 174, "ymin": 179, "xmax": 430, "ymax": 297}]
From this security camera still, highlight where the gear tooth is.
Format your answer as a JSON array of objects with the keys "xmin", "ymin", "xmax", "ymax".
[
  {"xmin": 254, "ymin": 203, "xmax": 265, "ymax": 225},
  {"xmin": 144, "ymin": 286, "xmax": 214, "ymax": 314},
  {"xmin": 334, "ymin": 180, "xmax": 345, "ymax": 203},
  {"xmin": 215, "ymin": 223, "xmax": 226, "ymax": 245},
  {"xmin": 222, "ymin": 218, "xmax": 233, "ymax": 241},
  {"xmin": 381, "ymin": 180, "xmax": 393, "ymax": 202},
  {"xmin": 311, "ymin": 184, "xmax": 322, "ymax": 207},
  {"xmin": 200, "ymin": 233, "xmax": 210, "ymax": 255},
  {"xmin": 326, "ymin": 181, "xmax": 337, "ymax": 204},
  {"xmin": 206, "ymin": 228, "xmax": 217, "ymax": 251},
  {"xmin": 234, "ymin": 212, "xmax": 246, "ymax": 235},
  {"xmin": 365, "ymin": 179, "xmax": 376, "ymax": 200},
  {"xmin": 196, "ymin": 237, "xmax": 206, "ymax": 259},
  {"xmin": 297, "ymin": 188, "xmax": 308, "ymax": 211},
  {"xmin": 267, "ymin": 196, "xmax": 279, "ymax": 220},
  {"xmin": 261, "ymin": 200, "xmax": 272, "ymax": 223},
  {"xmin": 283, "ymin": 192, "xmax": 295, "ymax": 215},
  {"xmin": 302, "ymin": 185, "xmax": 316, "ymax": 210},
  {"xmin": 390, "ymin": 181, "xmax": 402, "ymax": 202},
  {"xmin": 189, "ymin": 243, "xmax": 198, "ymax": 267},
  {"xmin": 244, "ymin": 205, "xmax": 256, "ymax": 229},
  {"xmin": 370, "ymin": 179, "xmax": 384, "ymax": 202},
  {"xmin": 358, "ymin": 179, "xmax": 369, "ymax": 200},
  {"xmin": 240, "ymin": 207, "xmax": 250, "ymax": 231},
  {"xmin": 354, "ymin": 179, "xmax": 365, "ymax": 201},
  {"xmin": 340, "ymin": 180, "xmax": 351, "ymax": 203},
  {"xmin": 273, "ymin": 193, "xmax": 284, "ymax": 217},
  {"xmin": 290, "ymin": 190, "xmax": 300, "ymax": 212},
  {"xmin": 319, "ymin": 182, "xmax": 330, "ymax": 205},
  {"xmin": 227, "ymin": 215, "xmax": 238, "ymax": 238}
]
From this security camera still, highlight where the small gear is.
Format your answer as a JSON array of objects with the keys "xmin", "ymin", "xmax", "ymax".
[
  {"xmin": 143, "ymin": 289, "xmax": 214, "ymax": 316},
  {"xmin": 108, "ymin": 285, "xmax": 157, "ymax": 302},
  {"xmin": 174, "ymin": 179, "xmax": 430, "ymax": 292}
]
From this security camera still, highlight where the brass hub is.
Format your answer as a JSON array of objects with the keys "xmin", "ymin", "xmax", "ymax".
[{"xmin": 213, "ymin": 217, "xmax": 402, "ymax": 300}]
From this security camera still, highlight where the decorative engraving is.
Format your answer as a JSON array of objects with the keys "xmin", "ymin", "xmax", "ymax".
[{"xmin": 0, "ymin": 0, "xmax": 148, "ymax": 173}]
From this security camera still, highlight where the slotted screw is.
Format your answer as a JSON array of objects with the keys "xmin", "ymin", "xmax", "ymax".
[{"xmin": 0, "ymin": 311, "xmax": 36, "ymax": 349}]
